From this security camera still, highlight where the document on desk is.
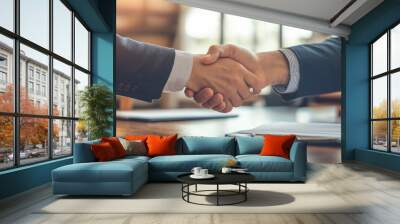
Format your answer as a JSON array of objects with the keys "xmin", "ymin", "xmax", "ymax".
[{"xmin": 234, "ymin": 122, "xmax": 341, "ymax": 140}]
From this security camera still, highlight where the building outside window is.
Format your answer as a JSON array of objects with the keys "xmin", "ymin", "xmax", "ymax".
[
  {"xmin": 0, "ymin": 0, "xmax": 91, "ymax": 170},
  {"xmin": 0, "ymin": 54, "xmax": 7, "ymax": 90},
  {"xmin": 370, "ymin": 22, "xmax": 400, "ymax": 153}
]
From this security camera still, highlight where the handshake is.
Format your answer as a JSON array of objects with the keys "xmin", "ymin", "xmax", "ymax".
[{"xmin": 184, "ymin": 44, "xmax": 290, "ymax": 113}]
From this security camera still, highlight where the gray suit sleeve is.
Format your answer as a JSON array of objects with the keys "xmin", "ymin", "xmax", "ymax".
[
  {"xmin": 278, "ymin": 38, "xmax": 342, "ymax": 100},
  {"xmin": 116, "ymin": 35, "xmax": 175, "ymax": 102}
]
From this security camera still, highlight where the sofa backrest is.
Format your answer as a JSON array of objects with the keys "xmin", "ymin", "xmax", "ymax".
[
  {"xmin": 235, "ymin": 135, "xmax": 264, "ymax": 155},
  {"xmin": 73, "ymin": 139, "xmax": 100, "ymax": 163},
  {"xmin": 177, "ymin": 136, "xmax": 236, "ymax": 155}
]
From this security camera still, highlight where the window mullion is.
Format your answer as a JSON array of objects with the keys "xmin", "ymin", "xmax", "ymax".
[
  {"xmin": 13, "ymin": 0, "xmax": 20, "ymax": 167},
  {"xmin": 388, "ymin": 30, "xmax": 391, "ymax": 152},
  {"xmin": 71, "ymin": 11, "xmax": 76, "ymax": 155},
  {"xmin": 48, "ymin": 0, "xmax": 54, "ymax": 160}
]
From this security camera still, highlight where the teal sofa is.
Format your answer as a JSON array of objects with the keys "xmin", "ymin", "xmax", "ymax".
[{"xmin": 52, "ymin": 136, "xmax": 307, "ymax": 196}]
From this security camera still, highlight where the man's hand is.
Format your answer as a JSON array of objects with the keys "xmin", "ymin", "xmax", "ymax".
[
  {"xmin": 185, "ymin": 56, "xmax": 262, "ymax": 112},
  {"xmin": 186, "ymin": 44, "xmax": 290, "ymax": 112}
]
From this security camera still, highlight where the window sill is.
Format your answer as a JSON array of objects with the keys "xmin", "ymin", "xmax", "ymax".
[{"xmin": 0, "ymin": 156, "xmax": 72, "ymax": 176}]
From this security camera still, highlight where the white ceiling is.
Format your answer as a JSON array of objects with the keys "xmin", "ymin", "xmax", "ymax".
[
  {"xmin": 171, "ymin": 0, "xmax": 384, "ymax": 37},
  {"xmin": 226, "ymin": 0, "xmax": 352, "ymax": 22}
]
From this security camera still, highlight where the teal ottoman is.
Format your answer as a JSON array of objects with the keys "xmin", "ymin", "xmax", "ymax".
[{"xmin": 52, "ymin": 157, "xmax": 148, "ymax": 196}]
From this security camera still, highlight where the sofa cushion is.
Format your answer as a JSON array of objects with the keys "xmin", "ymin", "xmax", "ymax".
[
  {"xmin": 149, "ymin": 154, "xmax": 235, "ymax": 172},
  {"xmin": 147, "ymin": 134, "xmax": 178, "ymax": 157},
  {"xmin": 178, "ymin": 136, "xmax": 235, "ymax": 155},
  {"xmin": 91, "ymin": 142, "xmax": 118, "ymax": 161},
  {"xmin": 101, "ymin": 137, "xmax": 127, "ymax": 158},
  {"xmin": 235, "ymin": 136, "xmax": 264, "ymax": 155},
  {"xmin": 119, "ymin": 138, "xmax": 147, "ymax": 156},
  {"xmin": 260, "ymin": 134, "xmax": 296, "ymax": 159},
  {"xmin": 53, "ymin": 158, "xmax": 147, "ymax": 183},
  {"xmin": 236, "ymin": 155, "xmax": 293, "ymax": 172}
]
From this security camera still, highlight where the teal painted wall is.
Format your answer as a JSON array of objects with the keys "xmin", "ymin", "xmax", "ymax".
[
  {"xmin": 344, "ymin": 0, "xmax": 400, "ymax": 171},
  {"xmin": 91, "ymin": 0, "xmax": 116, "ymax": 135},
  {"xmin": 0, "ymin": 0, "xmax": 116, "ymax": 200},
  {"xmin": 92, "ymin": 32, "xmax": 116, "ymax": 135},
  {"xmin": 0, "ymin": 158, "xmax": 72, "ymax": 199}
]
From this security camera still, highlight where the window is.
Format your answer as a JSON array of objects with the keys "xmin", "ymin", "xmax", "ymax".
[
  {"xmin": 35, "ymin": 84, "xmax": 40, "ymax": 96},
  {"xmin": 0, "ymin": 71, "xmax": 7, "ymax": 85},
  {"xmin": 74, "ymin": 18, "xmax": 90, "ymax": 70},
  {"xmin": 0, "ymin": 0, "xmax": 91, "ymax": 170},
  {"xmin": 0, "ymin": 0, "xmax": 14, "ymax": 32},
  {"xmin": 0, "ymin": 35, "xmax": 13, "ymax": 113},
  {"xmin": 28, "ymin": 81, "xmax": 34, "ymax": 94},
  {"xmin": 179, "ymin": 11, "xmax": 327, "ymax": 57},
  {"xmin": 179, "ymin": 8, "xmax": 221, "ymax": 54},
  {"xmin": 0, "ymin": 55, "xmax": 7, "ymax": 67},
  {"xmin": 370, "ymin": 23, "xmax": 400, "ymax": 153},
  {"xmin": 42, "ymin": 85, "xmax": 46, "ymax": 97},
  {"xmin": 20, "ymin": 0, "xmax": 49, "ymax": 49},
  {"xmin": 28, "ymin": 67, "xmax": 34, "ymax": 80}
]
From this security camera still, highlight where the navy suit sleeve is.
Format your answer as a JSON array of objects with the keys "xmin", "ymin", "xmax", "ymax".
[
  {"xmin": 280, "ymin": 38, "xmax": 342, "ymax": 100},
  {"xmin": 116, "ymin": 35, "xmax": 175, "ymax": 102}
]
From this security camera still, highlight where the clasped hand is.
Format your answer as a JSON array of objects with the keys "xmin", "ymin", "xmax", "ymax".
[{"xmin": 185, "ymin": 44, "xmax": 289, "ymax": 113}]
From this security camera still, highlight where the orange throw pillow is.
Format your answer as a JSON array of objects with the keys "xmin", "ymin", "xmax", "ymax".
[
  {"xmin": 101, "ymin": 137, "xmax": 126, "ymax": 158},
  {"xmin": 259, "ymin": 134, "xmax": 296, "ymax": 159},
  {"xmin": 91, "ymin": 142, "xmax": 117, "ymax": 162},
  {"xmin": 146, "ymin": 134, "xmax": 178, "ymax": 157}
]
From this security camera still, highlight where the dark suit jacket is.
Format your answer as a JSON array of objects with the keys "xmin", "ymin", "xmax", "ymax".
[
  {"xmin": 116, "ymin": 35, "xmax": 175, "ymax": 102},
  {"xmin": 280, "ymin": 38, "xmax": 342, "ymax": 100}
]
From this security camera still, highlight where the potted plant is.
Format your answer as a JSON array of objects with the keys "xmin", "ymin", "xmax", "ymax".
[{"xmin": 79, "ymin": 84, "xmax": 114, "ymax": 140}]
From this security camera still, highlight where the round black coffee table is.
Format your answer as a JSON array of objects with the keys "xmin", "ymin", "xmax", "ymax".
[{"xmin": 177, "ymin": 173, "xmax": 255, "ymax": 206}]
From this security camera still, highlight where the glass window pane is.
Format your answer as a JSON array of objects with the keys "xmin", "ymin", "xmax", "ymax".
[
  {"xmin": 53, "ymin": 0, "xmax": 72, "ymax": 60},
  {"xmin": 20, "ymin": 44, "xmax": 49, "ymax": 115},
  {"xmin": 391, "ymin": 24, "xmax": 400, "ymax": 70},
  {"xmin": 75, "ymin": 120, "xmax": 88, "ymax": 143},
  {"xmin": 372, "ymin": 77, "xmax": 387, "ymax": 119},
  {"xmin": 391, "ymin": 72, "xmax": 400, "ymax": 118},
  {"xmin": 0, "ymin": 35, "xmax": 14, "ymax": 112},
  {"xmin": 75, "ymin": 18, "xmax": 89, "ymax": 70},
  {"xmin": 20, "ymin": 0, "xmax": 49, "ymax": 49},
  {"xmin": 372, "ymin": 121, "xmax": 388, "ymax": 151},
  {"xmin": 53, "ymin": 59, "xmax": 72, "ymax": 117},
  {"xmin": 0, "ymin": 116, "xmax": 14, "ymax": 170},
  {"xmin": 391, "ymin": 120, "xmax": 400, "ymax": 153},
  {"xmin": 255, "ymin": 21, "xmax": 279, "ymax": 52},
  {"xmin": 20, "ymin": 117, "xmax": 49, "ymax": 165},
  {"xmin": 53, "ymin": 119, "xmax": 72, "ymax": 157},
  {"xmin": 0, "ymin": 0, "xmax": 14, "ymax": 31},
  {"xmin": 74, "ymin": 69, "xmax": 89, "ymax": 117},
  {"xmin": 179, "ymin": 7, "xmax": 220, "ymax": 54},
  {"xmin": 372, "ymin": 33, "xmax": 387, "ymax": 76},
  {"xmin": 224, "ymin": 14, "xmax": 255, "ymax": 50}
]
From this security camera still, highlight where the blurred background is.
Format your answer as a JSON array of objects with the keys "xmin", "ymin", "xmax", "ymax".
[{"xmin": 116, "ymin": 0, "xmax": 340, "ymax": 113}]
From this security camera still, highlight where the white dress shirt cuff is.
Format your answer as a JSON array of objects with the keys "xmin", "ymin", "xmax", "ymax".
[
  {"xmin": 163, "ymin": 50, "xmax": 193, "ymax": 92},
  {"xmin": 273, "ymin": 49, "xmax": 300, "ymax": 94}
]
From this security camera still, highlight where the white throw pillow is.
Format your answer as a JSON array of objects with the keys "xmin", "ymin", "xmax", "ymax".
[{"xmin": 119, "ymin": 138, "xmax": 147, "ymax": 156}]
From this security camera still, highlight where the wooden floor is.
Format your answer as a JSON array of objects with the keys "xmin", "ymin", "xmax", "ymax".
[
  {"xmin": 1, "ymin": 108, "xmax": 399, "ymax": 223},
  {"xmin": 1, "ymin": 162, "xmax": 400, "ymax": 224}
]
